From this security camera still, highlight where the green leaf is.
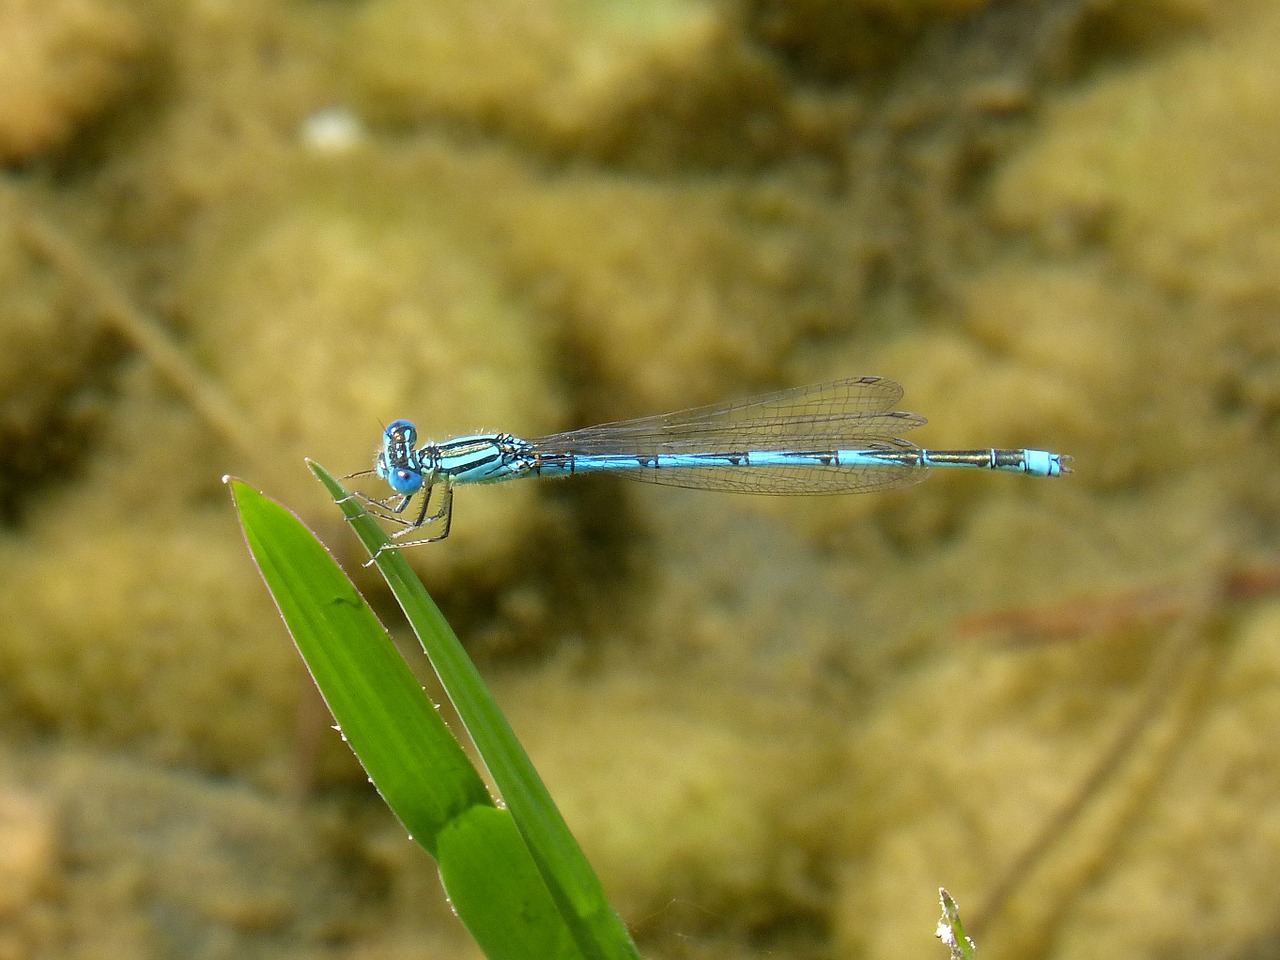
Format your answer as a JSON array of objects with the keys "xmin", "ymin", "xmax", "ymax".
[
  {"xmin": 227, "ymin": 477, "xmax": 586, "ymax": 959},
  {"xmin": 439, "ymin": 805, "xmax": 581, "ymax": 960},
  {"xmin": 229, "ymin": 477, "xmax": 489, "ymax": 852},
  {"xmin": 309, "ymin": 461, "xmax": 640, "ymax": 960}
]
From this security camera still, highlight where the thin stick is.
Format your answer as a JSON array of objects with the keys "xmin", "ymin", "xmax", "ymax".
[{"xmin": 5, "ymin": 182, "xmax": 258, "ymax": 459}]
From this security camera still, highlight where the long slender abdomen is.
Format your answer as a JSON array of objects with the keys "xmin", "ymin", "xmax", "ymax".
[{"xmin": 530, "ymin": 446, "xmax": 1065, "ymax": 479}]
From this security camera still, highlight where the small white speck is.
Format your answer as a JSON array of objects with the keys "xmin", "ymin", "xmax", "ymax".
[{"xmin": 300, "ymin": 107, "xmax": 365, "ymax": 153}]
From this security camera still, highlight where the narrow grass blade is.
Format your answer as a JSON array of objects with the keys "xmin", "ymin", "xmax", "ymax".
[
  {"xmin": 937, "ymin": 888, "xmax": 978, "ymax": 960},
  {"xmin": 309, "ymin": 461, "xmax": 640, "ymax": 960},
  {"xmin": 227, "ymin": 477, "xmax": 585, "ymax": 960},
  {"xmin": 228, "ymin": 476, "xmax": 488, "ymax": 847}
]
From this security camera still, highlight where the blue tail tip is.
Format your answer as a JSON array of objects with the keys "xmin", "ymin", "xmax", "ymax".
[
  {"xmin": 1027, "ymin": 449, "xmax": 1072, "ymax": 477},
  {"xmin": 1039, "ymin": 453, "xmax": 1070, "ymax": 478}
]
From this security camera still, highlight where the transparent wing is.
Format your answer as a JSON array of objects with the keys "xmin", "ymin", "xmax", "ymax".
[{"xmin": 529, "ymin": 377, "xmax": 928, "ymax": 494}]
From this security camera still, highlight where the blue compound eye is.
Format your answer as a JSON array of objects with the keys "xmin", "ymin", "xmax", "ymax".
[
  {"xmin": 386, "ymin": 419, "xmax": 417, "ymax": 445},
  {"xmin": 388, "ymin": 467, "xmax": 423, "ymax": 495}
]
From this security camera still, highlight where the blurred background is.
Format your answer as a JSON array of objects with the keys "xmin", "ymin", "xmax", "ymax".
[{"xmin": 2, "ymin": 0, "xmax": 1279, "ymax": 957}]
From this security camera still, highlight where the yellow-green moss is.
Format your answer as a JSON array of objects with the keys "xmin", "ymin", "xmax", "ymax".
[
  {"xmin": 0, "ymin": 0, "xmax": 145, "ymax": 160},
  {"xmin": 3, "ymin": 0, "xmax": 1280, "ymax": 956}
]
